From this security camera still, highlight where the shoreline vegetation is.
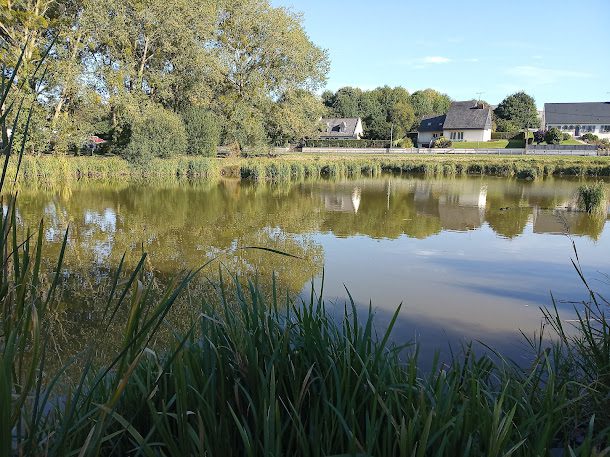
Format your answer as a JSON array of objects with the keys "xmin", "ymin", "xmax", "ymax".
[{"xmin": 10, "ymin": 154, "xmax": 610, "ymax": 187}]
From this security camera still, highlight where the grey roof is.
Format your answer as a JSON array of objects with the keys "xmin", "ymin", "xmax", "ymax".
[
  {"xmin": 443, "ymin": 101, "xmax": 492, "ymax": 130},
  {"xmin": 320, "ymin": 118, "xmax": 360, "ymax": 137},
  {"xmin": 544, "ymin": 102, "xmax": 610, "ymax": 124},
  {"xmin": 418, "ymin": 114, "xmax": 445, "ymax": 132}
]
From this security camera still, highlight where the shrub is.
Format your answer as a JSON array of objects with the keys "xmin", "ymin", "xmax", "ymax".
[
  {"xmin": 182, "ymin": 108, "xmax": 221, "ymax": 156},
  {"xmin": 432, "ymin": 136, "xmax": 452, "ymax": 148},
  {"xmin": 562, "ymin": 132, "xmax": 572, "ymax": 141},
  {"xmin": 533, "ymin": 129, "xmax": 545, "ymax": 144},
  {"xmin": 544, "ymin": 127, "xmax": 562, "ymax": 145},
  {"xmin": 124, "ymin": 104, "xmax": 188, "ymax": 165},
  {"xmin": 396, "ymin": 137, "xmax": 413, "ymax": 148},
  {"xmin": 581, "ymin": 133, "xmax": 599, "ymax": 143}
]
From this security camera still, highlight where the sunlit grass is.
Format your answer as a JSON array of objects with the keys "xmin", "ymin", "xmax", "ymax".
[{"xmin": 6, "ymin": 154, "xmax": 610, "ymax": 188}]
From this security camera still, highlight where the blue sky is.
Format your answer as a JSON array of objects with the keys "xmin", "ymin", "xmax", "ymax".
[{"xmin": 270, "ymin": 0, "xmax": 610, "ymax": 107}]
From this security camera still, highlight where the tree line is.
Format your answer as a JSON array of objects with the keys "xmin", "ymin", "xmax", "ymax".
[
  {"xmin": 2, "ymin": 0, "xmax": 329, "ymax": 161},
  {"xmin": 2, "ymin": 0, "xmax": 543, "ymax": 161},
  {"xmin": 322, "ymin": 87, "xmax": 452, "ymax": 143}
]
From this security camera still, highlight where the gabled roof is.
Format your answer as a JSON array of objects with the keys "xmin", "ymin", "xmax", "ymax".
[
  {"xmin": 443, "ymin": 101, "xmax": 492, "ymax": 130},
  {"xmin": 418, "ymin": 114, "xmax": 445, "ymax": 132},
  {"xmin": 320, "ymin": 118, "xmax": 361, "ymax": 137},
  {"xmin": 544, "ymin": 102, "xmax": 610, "ymax": 124}
]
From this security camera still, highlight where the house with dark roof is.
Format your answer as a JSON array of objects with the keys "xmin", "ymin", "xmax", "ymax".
[
  {"xmin": 319, "ymin": 118, "xmax": 364, "ymax": 140},
  {"xmin": 544, "ymin": 102, "xmax": 610, "ymax": 139},
  {"xmin": 417, "ymin": 101, "xmax": 492, "ymax": 146}
]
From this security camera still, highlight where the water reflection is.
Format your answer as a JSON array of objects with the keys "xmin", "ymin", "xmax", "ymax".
[{"xmin": 11, "ymin": 175, "xmax": 610, "ymax": 362}]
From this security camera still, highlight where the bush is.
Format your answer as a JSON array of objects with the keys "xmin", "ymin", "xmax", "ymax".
[
  {"xmin": 432, "ymin": 136, "xmax": 452, "ymax": 148},
  {"xmin": 396, "ymin": 137, "xmax": 413, "ymax": 148},
  {"xmin": 533, "ymin": 129, "xmax": 545, "ymax": 144},
  {"xmin": 182, "ymin": 108, "xmax": 221, "ymax": 156},
  {"xmin": 124, "ymin": 105, "xmax": 188, "ymax": 165},
  {"xmin": 562, "ymin": 132, "xmax": 572, "ymax": 141},
  {"xmin": 544, "ymin": 127, "xmax": 562, "ymax": 145},
  {"xmin": 581, "ymin": 133, "xmax": 599, "ymax": 143}
]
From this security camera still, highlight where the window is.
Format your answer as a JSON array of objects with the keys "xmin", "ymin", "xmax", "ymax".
[
  {"xmin": 449, "ymin": 132, "xmax": 464, "ymax": 141},
  {"xmin": 581, "ymin": 125, "xmax": 594, "ymax": 133},
  {"xmin": 601, "ymin": 125, "xmax": 610, "ymax": 133},
  {"xmin": 562, "ymin": 125, "xmax": 568, "ymax": 130},
  {"xmin": 568, "ymin": 125, "xmax": 574, "ymax": 130},
  {"xmin": 432, "ymin": 133, "xmax": 439, "ymax": 138}
]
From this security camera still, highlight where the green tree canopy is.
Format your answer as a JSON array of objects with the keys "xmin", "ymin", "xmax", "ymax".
[
  {"xmin": 2, "ymin": 0, "xmax": 330, "ymax": 153},
  {"xmin": 494, "ymin": 92, "xmax": 540, "ymax": 130},
  {"xmin": 410, "ymin": 89, "xmax": 452, "ymax": 124}
]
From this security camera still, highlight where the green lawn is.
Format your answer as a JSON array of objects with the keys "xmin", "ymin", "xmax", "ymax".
[
  {"xmin": 538, "ymin": 138, "xmax": 583, "ymax": 146},
  {"xmin": 452, "ymin": 139, "xmax": 584, "ymax": 149},
  {"xmin": 452, "ymin": 140, "xmax": 512, "ymax": 149}
]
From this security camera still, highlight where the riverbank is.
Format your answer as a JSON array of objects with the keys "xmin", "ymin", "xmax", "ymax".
[{"xmin": 9, "ymin": 154, "xmax": 610, "ymax": 187}]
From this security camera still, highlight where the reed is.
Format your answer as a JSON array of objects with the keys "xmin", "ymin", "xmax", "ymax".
[
  {"xmin": 6, "ymin": 155, "xmax": 610, "ymax": 189},
  {"xmin": 576, "ymin": 181, "xmax": 608, "ymax": 213}
]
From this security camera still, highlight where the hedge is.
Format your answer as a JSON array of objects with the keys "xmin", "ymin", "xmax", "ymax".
[
  {"xmin": 303, "ymin": 139, "xmax": 391, "ymax": 148},
  {"xmin": 491, "ymin": 132, "xmax": 523, "ymax": 140}
]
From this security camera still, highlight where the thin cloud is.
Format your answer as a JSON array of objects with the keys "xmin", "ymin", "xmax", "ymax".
[
  {"xmin": 422, "ymin": 56, "xmax": 451, "ymax": 64},
  {"xmin": 507, "ymin": 66, "xmax": 594, "ymax": 85}
]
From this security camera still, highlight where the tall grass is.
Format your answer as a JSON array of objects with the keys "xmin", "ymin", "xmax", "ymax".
[
  {"xmin": 7, "ymin": 155, "xmax": 610, "ymax": 189},
  {"xmin": 576, "ymin": 182, "xmax": 607, "ymax": 213}
]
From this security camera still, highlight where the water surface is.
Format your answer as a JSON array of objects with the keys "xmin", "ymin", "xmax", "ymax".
[{"xmin": 15, "ymin": 175, "xmax": 610, "ymax": 363}]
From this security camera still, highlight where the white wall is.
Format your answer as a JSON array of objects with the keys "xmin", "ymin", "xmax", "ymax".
[
  {"xmin": 546, "ymin": 124, "xmax": 610, "ymax": 140},
  {"xmin": 443, "ymin": 129, "xmax": 491, "ymax": 142},
  {"xmin": 417, "ymin": 131, "xmax": 442, "ymax": 146},
  {"xmin": 354, "ymin": 119, "xmax": 364, "ymax": 139}
]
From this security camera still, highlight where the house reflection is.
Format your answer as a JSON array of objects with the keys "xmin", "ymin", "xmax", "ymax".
[
  {"xmin": 322, "ymin": 187, "xmax": 362, "ymax": 213},
  {"xmin": 416, "ymin": 184, "xmax": 488, "ymax": 231}
]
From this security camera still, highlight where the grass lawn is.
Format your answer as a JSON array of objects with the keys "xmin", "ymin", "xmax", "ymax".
[
  {"xmin": 537, "ymin": 138, "xmax": 584, "ymax": 146},
  {"xmin": 453, "ymin": 139, "xmax": 585, "ymax": 148},
  {"xmin": 452, "ymin": 140, "xmax": 513, "ymax": 148}
]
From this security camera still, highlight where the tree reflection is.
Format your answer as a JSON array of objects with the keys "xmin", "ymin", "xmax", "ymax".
[{"xmin": 11, "ymin": 175, "xmax": 609, "ymax": 365}]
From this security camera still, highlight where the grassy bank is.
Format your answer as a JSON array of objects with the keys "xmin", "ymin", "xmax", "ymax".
[{"xmin": 7, "ymin": 154, "xmax": 610, "ymax": 187}]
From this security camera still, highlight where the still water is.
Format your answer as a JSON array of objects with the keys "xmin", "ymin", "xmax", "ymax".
[{"xmin": 15, "ymin": 175, "xmax": 610, "ymax": 363}]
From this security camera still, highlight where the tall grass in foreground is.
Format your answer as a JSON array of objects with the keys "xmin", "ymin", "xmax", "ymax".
[{"xmin": 576, "ymin": 182, "xmax": 608, "ymax": 213}]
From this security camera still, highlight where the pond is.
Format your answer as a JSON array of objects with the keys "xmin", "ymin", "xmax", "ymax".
[{"xmin": 14, "ymin": 175, "xmax": 610, "ymax": 364}]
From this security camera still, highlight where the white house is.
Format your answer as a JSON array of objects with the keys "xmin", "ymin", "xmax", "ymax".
[
  {"xmin": 319, "ymin": 118, "xmax": 364, "ymax": 140},
  {"xmin": 417, "ymin": 101, "xmax": 492, "ymax": 147},
  {"xmin": 544, "ymin": 102, "xmax": 610, "ymax": 139}
]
